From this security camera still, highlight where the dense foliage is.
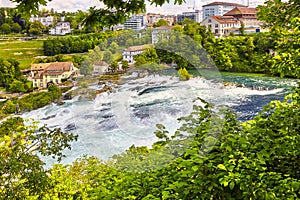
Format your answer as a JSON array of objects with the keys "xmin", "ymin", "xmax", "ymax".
[
  {"xmin": 43, "ymin": 32, "xmax": 118, "ymax": 56},
  {"xmin": 1, "ymin": 85, "xmax": 61, "ymax": 115},
  {"xmin": 0, "ymin": 58, "xmax": 33, "ymax": 93},
  {"xmin": 0, "ymin": 117, "xmax": 77, "ymax": 199}
]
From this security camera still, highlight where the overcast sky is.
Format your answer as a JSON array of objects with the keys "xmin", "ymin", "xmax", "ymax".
[{"xmin": 1, "ymin": 0, "xmax": 266, "ymax": 14}]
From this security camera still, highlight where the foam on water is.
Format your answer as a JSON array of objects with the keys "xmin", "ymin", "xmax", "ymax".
[{"xmin": 22, "ymin": 74, "xmax": 296, "ymax": 166}]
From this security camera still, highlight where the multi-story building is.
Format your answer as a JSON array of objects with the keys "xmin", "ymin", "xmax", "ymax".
[
  {"xmin": 224, "ymin": 7, "xmax": 261, "ymax": 33},
  {"xmin": 177, "ymin": 10, "xmax": 202, "ymax": 23},
  {"xmin": 124, "ymin": 15, "xmax": 146, "ymax": 31},
  {"xmin": 29, "ymin": 16, "xmax": 54, "ymax": 27},
  {"xmin": 30, "ymin": 62, "xmax": 78, "ymax": 88},
  {"xmin": 146, "ymin": 13, "xmax": 176, "ymax": 26},
  {"xmin": 202, "ymin": 2, "xmax": 246, "ymax": 20},
  {"xmin": 151, "ymin": 26, "xmax": 172, "ymax": 44},
  {"xmin": 49, "ymin": 22, "xmax": 71, "ymax": 35},
  {"xmin": 201, "ymin": 15, "xmax": 241, "ymax": 37},
  {"xmin": 122, "ymin": 45, "xmax": 146, "ymax": 63}
]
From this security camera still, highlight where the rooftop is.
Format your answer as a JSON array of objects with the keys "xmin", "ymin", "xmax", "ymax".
[
  {"xmin": 211, "ymin": 16, "xmax": 239, "ymax": 24},
  {"xmin": 124, "ymin": 45, "xmax": 149, "ymax": 52},
  {"xmin": 203, "ymin": 1, "xmax": 247, "ymax": 7},
  {"xmin": 224, "ymin": 7, "xmax": 258, "ymax": 15},
  {"xmin": 94, "ymin": 61, "xmax": 109, "ymax": 66},
  {"xmin": 31, "ymin": 63, "xmax": 51, "ymax": 71},
  {"xmin": 45, "ymin": 62, "xmax": 73, "ymax": 72},
  {"xmin": 153, "ymin": 26, "xmax": 173, "ymax": 30}
]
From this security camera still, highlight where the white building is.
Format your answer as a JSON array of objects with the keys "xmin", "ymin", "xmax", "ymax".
[
  {"xmin": 29, "ymin": 16, "xmax": 54, "ymax": 27},
  {"xmin": 122, "ymin": 45, "xmax": 146, "ymax": 63},
  {"xmin": 151, "ymin": 26, "xmax": 172, "ymax": 44},
  {"xmin": 124, "ymin": 15, "xmax": 146, "ymax": 31},
  {"xmin": 201, "ymin": 16, "xmax": 241, "ymax": 37},
  {"xmin": 224, "ymin": 7, "xmax": 262, "ymax": 33},
  {"xmin": 177, "ymin": 10, "xmax": 202, "ymax": 23},
  {"xmin": 202, "ymin": 2, "xmax": 246, "ymax": 20},
  {"xmin": 49, "ymin": 22, "xmax": 71, "ymax": 35},
  {"xmin": 93, "ymin": 61, "xmax": 109, "ymax": 75}
]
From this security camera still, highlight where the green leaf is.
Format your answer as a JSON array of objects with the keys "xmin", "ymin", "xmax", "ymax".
[
  {"xmin": 192, "ymin": 166, "xmax": 198, "ymax": 172},
  {"xmin": 229, "ymin": 182, "xmax": 235, "ymax": 190},
  {"xmin": 217, "ymin": 164, "xmax": 227, "ymax": 171}
]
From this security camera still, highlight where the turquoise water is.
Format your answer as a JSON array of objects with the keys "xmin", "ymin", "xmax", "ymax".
[{"xmin": 22, "ymin": 73, "xmax": 298, "ymax": 165}]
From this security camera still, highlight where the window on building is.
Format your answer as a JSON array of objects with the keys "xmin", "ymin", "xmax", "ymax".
[
  {"xmin": 215, "ymin": 24, "xmax": 219, "ymax": 28},
  {"xmin": 208, "ymin": 19, "xmax": 211, "ymax": 23}
]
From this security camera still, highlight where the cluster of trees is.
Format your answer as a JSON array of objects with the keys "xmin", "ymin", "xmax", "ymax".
[
  {"xmin": 1, "ymin": 85, "xmax": 61, "ymax": 115},
  {"xmin": 0, "ymin": 8, "xmax": 24, "ymax": 34},
  {"xmin": 0, "ymin": 59, "xmax": 33, "ymax": 93},
  {"xmin": 43, "ymin": 31, "xmax": 120, "ymax": 56}
]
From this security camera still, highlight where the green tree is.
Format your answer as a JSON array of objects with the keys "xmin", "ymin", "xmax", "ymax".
[
  {"xmin": 102, "ymin": 51, "xmax": 113, "ymax": 64},
  {"xmin": 0, "ymin": 117, "xmax": 77, "ymax": 198},
  {"xmin": 8, "ymin": 80, "xmax": 25, "ymax": 93},
  {"xmin": 11, "ymin": 23, "xmax": 22, "ymax": 33},
  {"xmin": 28, "ymin": 20, "xmax": 45, "ymax": 35},
  {"xmin": 178, "ymin": 67, "xmax": 191, "ymax": 81},
  {"xmin": 109, "ymin": 60, "xmax": 119, "ymax": 72},
  {"xmin": 121, "ymin": 60, "xmax": 129, "ymax": 71},
  {"xmin": 80, "ymin": 57, "xmax": 93, "ymax": 76},
  {"xmin": 257, "ymin": 0, "xmax": 300, "ymax": 30},
  {"xmin": 0, "ymin": 23, "xmax": 11, "ymax": 34},
  {"xmin": 3, "ymin": 100, "xmax": 16, "ymax": 114},
  {"xmin": 239, "ymin": 22, "xmax": 245, "ymax": 35},
  {"xmin": 153, "ymin": 19, "xmax": 169, "ymax": 27},
  {"xmin": 108, "ymin": 41, "xmax": 119, "ymax": 54}
]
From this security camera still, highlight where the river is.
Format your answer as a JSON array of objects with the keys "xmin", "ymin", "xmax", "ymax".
[{"xmin": 22, "ymin": 71, "xmax": 298, "ymax": 166}]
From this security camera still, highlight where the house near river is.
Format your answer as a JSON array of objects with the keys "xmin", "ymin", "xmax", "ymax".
[{"xmin": 28, "ymin": 62, "xmax": 78, "ymax": 88}]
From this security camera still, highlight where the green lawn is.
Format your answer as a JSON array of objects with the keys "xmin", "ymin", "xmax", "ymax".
[{"xmin": 0, "ymin": 40, "xmax": 44, "ymax": 69}]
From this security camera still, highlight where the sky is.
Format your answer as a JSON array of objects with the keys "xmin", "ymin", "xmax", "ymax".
[{"xmin": 1, "ymin": 0, "xmax": 266, "ymax": 14}]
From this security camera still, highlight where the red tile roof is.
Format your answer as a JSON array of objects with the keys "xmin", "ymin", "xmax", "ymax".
[
  {"xmin": 43, "ymin": 62, "xmax": 73, "ymax": 76},
  {"xmin": 203, "ymin": 1, "xmax": 246, "ymax": 7},
  {"xmin": 211, "ymin": 16, "xmax": 239, "ymax": 24},
  {"xmin": 32, "ymin": 71, "xmax": 43, "ymax": 79},
  {"xmin": 224, "ymin": 7, "xmax": 258, "ymax": 15},
  {"xmin": 31, "ymin": 63, "xmax": 51, "ymax": 71}
]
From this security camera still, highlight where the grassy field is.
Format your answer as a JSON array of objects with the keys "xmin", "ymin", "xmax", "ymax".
[{"xmin": 0, "ymin": 40, "xmax": 44, "ymax": 69}]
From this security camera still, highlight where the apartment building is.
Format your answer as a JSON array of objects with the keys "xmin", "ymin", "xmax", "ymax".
[{"xmin": 202, "ymin": 2, "xmax": 246, "ymax": 20}]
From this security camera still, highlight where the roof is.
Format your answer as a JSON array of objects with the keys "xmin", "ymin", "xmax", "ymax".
[
  {"xmin": 44, "ymin": 62, "xmax": 73, "ymax": 76},
  {"xmin": 203, "ymin": 1, "xmax": 246, "ymax": 7},
  {"xmin": 31, "ymin": 63, "xmax": 51, "ymax": 71},
  {"xmin": 123, "ymin": 45, "xmax": 147, "ymax": 52},
  {"xmin": 46, "ymin": 62, "xmax": 72, "ymax": 71},
  {"xmin": 153, "ymin": 26, "xmax": 173, "ymax": 30},
  {"xmin": 32, "ymin": 71, "xmax": 43, "ymax": 79},
  {"xmin": 224, "ymin": 7, "xmax": 258, "ymax": 15},
  {"xmin": 211, "ymin": 16, "xmax": 240, "ymax": 24},
  {"xmin": 94, "ymin": 61, "xmax": 109, "ymax": 67}
]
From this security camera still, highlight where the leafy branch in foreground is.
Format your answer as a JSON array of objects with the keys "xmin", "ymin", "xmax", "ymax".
[{"xmin": 0, "ymin": 117, "xmax": 77, "ymax": 198}]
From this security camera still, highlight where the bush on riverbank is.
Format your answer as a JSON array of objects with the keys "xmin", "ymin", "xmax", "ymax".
[{"xmin": 1, "ymin": 85, "xmax": 62, "ymax": 115}]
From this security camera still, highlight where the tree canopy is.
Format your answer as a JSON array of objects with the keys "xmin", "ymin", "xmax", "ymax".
[{"xmin": 11, "ymin": 0, "xmax": 184, "ymax": 27}]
